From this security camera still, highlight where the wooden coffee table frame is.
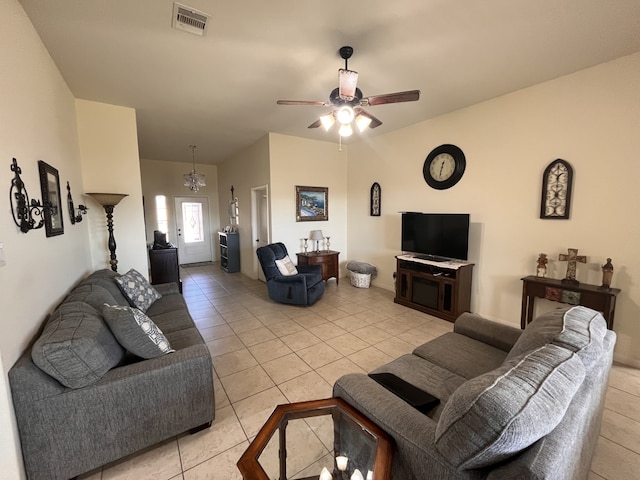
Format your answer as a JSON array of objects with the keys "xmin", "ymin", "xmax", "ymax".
[{"xmin": 237, "ymin": 397, "xmax": 394, "ymax": 480}]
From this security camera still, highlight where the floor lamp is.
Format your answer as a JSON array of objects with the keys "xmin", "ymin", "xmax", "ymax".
[{"xmin": 86, "ymin": 193, "xmax": 128, "ymax": 272}]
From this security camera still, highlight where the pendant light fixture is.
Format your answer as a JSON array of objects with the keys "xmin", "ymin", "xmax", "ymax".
[{"xmin": 183, "ymin": 144, "xmax": 206, "ymax": 192}]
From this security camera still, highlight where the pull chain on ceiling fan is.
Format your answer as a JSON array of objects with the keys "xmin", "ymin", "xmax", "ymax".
[{"xmin": 277, "ymin": 46, "xmax": 420, "ymax": 138}]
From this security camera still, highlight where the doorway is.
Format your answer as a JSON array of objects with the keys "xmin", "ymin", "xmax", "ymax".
[
  {"xmin": 174, "ymin": 196, "xmax": 213, "ymax": 265},
  {"xmin": 251, "ymin": 185, "xmax": 270, "ymax": 281}
]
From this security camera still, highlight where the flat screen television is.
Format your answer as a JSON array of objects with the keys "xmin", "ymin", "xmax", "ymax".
[{"xmin": 401, "ymin": 212, "xmax": 470, "ymax": 261}]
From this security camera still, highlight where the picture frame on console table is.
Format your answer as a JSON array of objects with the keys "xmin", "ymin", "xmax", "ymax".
[{"xmin": 295, "ymin": 186, "xmax": 328, "ymax": 222}]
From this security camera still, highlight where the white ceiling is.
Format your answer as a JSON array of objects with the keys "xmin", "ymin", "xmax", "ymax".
[{"xmin": 19, "ymin": 0, "xmax": 640, "ymax": 165}]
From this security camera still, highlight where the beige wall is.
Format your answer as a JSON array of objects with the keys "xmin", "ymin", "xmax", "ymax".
[
  {"xmin": 217, "ymin": 135, "xmax": 270, "ymax": 277},
  {"xmin": 0, "ymin": 1, "xmax": 92, "ymax": 477},
  {"xmin": 76, "ymin": 100, "xmax": 148, "ymax": 276},
  {"xmin": 269, "ymin": 133, "xmax": 348, "ymax": 271},
  {"xmin": 347, "ymin": 52, "xmax": 640, "ymax": 366},
  {"xmin": 140, "ymin": 158, "xmax": 221, "ymax": 260}
]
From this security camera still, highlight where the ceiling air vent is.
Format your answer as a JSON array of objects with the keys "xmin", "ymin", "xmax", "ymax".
[{"xmin": 172, "ymin": 2, "xmax": 210, "ymax": 36}]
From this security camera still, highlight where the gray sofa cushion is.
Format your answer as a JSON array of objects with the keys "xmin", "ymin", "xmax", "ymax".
[
  {"xmin": 31, "ymin": 302, "xmax": 124, "ymax": 388},
  {"xmin": 506, "ymin": 306, "xmax": 607, "ymax": 368},
  {"xmin": 81, "ymin": 269, "xmax": 130, "ymax": 306},
  {"xmin": 413, "ymin": 333, "xmax": 508, "ymax": 380},
  {"xmin": 435, "ymin": 343, "xmax": 585, "ymax": 469},
  {"xmin": 114, "ymin": 269, "xmax": 161, "ymax": 312},
  {"xmin": 66, "ymin": 283, "xmax": 118, "ymax": 312},
  {"xmin": 103, "ymin": 304, "xmax": 174, "ymax": 358}
]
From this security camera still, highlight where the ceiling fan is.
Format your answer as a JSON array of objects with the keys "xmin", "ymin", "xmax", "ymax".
[{"xmin": 277, "ymin": 46, "xmax": 420, "ymax": 137}]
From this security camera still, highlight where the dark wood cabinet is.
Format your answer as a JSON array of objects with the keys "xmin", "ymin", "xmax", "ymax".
[
  {"xmin": 297, "ymin": 250, "xmax": 340, "ymax": 284},
  {"xmin": 149, "ymin": 247, "xmax": 182, "ymax": 292},
  {"xmin": 219, "ymin": 232, "xmax": 240, "ymax": 273},
  {"xmin": 520, "ymin": 276, "xmax": 620, "ymax": 329},
  {"xmin": 394, "ymin": 255, "xmax": 474, "ymax": 323}
]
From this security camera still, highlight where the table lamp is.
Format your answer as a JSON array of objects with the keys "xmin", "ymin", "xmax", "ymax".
[{"xmin": 310, "ymin": 230, "xmax": 324, "ymax": 253}]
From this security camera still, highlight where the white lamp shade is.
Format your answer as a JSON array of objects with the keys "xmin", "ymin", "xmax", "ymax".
[
  {"xmin": 86, "ymin": 193, "xmax": 128, "ymax": 206},
  {"xmin": 355, "ymin": 114, "xmax": 372, "ymax": 132},
  {"xmin": 338, "ymin": 68, "xmax": 359, "ymax": 100},
  {"xmin": 339, "ymin": 123, "xmax": 353, "ymax": 137},
  {"xmin": 320, "ymin": 113, "xmax": 336, "ymax": 131},
  {"xmin": 336, "ymin": 106, "xmax": 355, "ymax": 124},
  {"xmin": 309, "ymin": 230, "xmax": 324, "ymax": 241}
]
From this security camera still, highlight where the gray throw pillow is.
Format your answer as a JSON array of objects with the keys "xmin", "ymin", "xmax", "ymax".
[
  {"xmin": 102, "ymin": 304, "xmax": 174, "ymax": 358},
  {"xmin": 435, "ymin": 343, "xmax": 585, "ymax": 469},
  {"xmin": 31, "ymin": 302, "xmax": 124, "ymax": 389},
  {"xmin": 114, "ymin": 268, "xmax": 161, "ymax": 312},
  {"xmin": 506, "ymin": 306, "xmax": 607, "ymax": 368}
]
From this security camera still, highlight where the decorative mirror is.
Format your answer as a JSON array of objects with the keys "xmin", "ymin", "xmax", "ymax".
[{"xmin": 38, "ymin": 160, "xmax": 64, "ymax": 237}]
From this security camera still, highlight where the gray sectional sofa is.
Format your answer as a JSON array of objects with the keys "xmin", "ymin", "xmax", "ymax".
[
  {"xmin": 334, "ymin": 306, "xmax": 615, "ymax": 479},
  {"xmin": 9, "ymin": 269, "xmax": 215, "ymax": 480}
]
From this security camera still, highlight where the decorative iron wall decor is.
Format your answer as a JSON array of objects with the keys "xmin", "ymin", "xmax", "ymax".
[
  {"xmin": 540, "ymin": 159, "xmax": 573, "ymax": 219},
  {"xmin": 370, "ymin": 182, "xmax": 381, "ymax": 216},
  {"xmin": 38, "ymin": 160, "xmax": 64, "ymax": 236},
  {"xmin": 9, "ymin": 158, "xmax": 47, "ymax": 233}
]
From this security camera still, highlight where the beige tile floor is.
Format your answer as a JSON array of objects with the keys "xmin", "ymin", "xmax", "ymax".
[{"xmin": 80, "ymin": 264, "xmax": 640, "ymax": 480}]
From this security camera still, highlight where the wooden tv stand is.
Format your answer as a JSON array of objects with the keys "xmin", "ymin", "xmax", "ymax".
[{"xmin": 394, "ymin": 255, "xmax": 474, "ymax": 323}]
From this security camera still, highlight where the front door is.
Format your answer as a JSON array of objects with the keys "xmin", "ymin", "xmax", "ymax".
[{"xmin": 174, "ymin": 196, "xmax": 213, "ymax": 265}]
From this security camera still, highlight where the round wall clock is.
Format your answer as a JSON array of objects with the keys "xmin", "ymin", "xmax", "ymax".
[{"xmin": 423, "ymin": 144, "xmax": 466, "ymax": 189}]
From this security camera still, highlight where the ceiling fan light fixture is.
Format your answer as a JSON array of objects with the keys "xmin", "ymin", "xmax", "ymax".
[
  {"xmin": 338, "ymin": 123, "xmax": 353, "ymax": 137},
  {"xmin": 320, "ymin": 113, "xmax": 335, "ymax": 131},
  {"xmin": 355, "ymin": 114, "xmax": 372, "ymax": 132},
  {"xmin": 336, "ymin": 106, "xmax": 355, "ymax": 125},
  {"xmin": 338, "ymin": 68, "xmax": 359, "ymax": 100}
]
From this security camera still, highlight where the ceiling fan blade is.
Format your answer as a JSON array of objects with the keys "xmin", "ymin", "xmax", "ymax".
[
  {"xmin": 362, "ymin": 90, "xmax": 421, "ymax": 106},
  {"xmin": 308, "ymin": 119, "xmax": 322, "ymax": 129},
  {"xmin": 277, "ymin": 100, "xmax": 328, "ymax": 106},
  {"xmin": 338, "ymin": 69, "xmax": 359, "ymax": 100},
  {"xmin": 355, "ymin": 108, "xmax": 383, "ymax": 129}
]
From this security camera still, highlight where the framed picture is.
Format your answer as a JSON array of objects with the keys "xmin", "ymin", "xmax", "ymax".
[
  {"xmin": 370, "ymin": 182, "xmax": 381, "ymax": 216},
  {"xmin": 296, "ymin": 186, "xmax": 328, "ymax": 222},
  {"xmin": 38, "ymin": 160, "xmax": 64, "ymax": 237}
]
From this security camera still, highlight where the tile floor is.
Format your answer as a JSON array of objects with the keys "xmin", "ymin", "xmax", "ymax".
[{"xmin": 79, "ymin": 264, "xmax": 640, "ymax": 480}]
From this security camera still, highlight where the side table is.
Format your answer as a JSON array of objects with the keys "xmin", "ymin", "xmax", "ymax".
[
  {"xmin": 520, "ymin": 276, "xmax": 620, "ymax": 330},
  {"xmin": 297, "ymin": 250, "xmax": 340, "ymax": 284},
  {"xmin": 237, "ymin": 397, "xmax": 393, "ymax": 480}
]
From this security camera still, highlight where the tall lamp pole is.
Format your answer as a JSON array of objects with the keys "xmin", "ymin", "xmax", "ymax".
[{"xmin": 86, "ymin": 193, "xmax": 128, "ymax": 272}]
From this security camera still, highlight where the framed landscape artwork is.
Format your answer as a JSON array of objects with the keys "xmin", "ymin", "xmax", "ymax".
[{"xmin": 296, "ymin": 186, "xmax": 328, "ymax": 222}]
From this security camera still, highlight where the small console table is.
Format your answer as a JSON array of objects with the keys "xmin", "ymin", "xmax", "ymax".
[
  {"xmin": 297, "ymin": 250, "xmax": 340, "ymax": 284},
  {"xmin": 394, "ymin": 255, "xmax": 474, "ymax": 323},
  {"xmin": 520, "ymin": 276, "xmax": 621, "ymax": 330}
]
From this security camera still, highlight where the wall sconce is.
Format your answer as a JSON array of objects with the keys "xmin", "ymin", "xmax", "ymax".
[
  {"xmin": 67, "ymin": 181, "xmax": 88, "ymax": 224},
  {"xmin": 9, "ymin": 158, "xmax": 49, "ymax": 233},
  {"xmin": 86, "ymin": 192, "xmax": 128, "ymax": 272}
]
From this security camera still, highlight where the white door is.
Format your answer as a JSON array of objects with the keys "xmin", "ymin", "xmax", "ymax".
[
  {"xmin": 251, "ymin": 185, "xmax": 270, "ymax": 281},
  {"xmin": 174, "ymin": 196, "xmax": 213, "ymax": 265}
]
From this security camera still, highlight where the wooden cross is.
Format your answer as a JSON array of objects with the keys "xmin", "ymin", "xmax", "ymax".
[{"xmin": 559, "ymin": 248, "xmax": 587, "ymax": 285}]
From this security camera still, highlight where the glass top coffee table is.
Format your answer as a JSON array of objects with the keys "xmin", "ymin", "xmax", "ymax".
[{"xmin": 237, "ymin": 397, "xmax": 393, "ymax": 480}]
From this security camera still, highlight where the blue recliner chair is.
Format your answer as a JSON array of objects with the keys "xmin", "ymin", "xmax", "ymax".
[{"xmin": 256, "ymin": 243, "xmax": 325, "ymax": 305}]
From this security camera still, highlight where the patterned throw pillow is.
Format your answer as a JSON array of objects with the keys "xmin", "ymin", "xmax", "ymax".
[
  {"xmin": 275, "ymin": 255, "xmax": 298, "ymax": 276},
  {"xmin": 114, "ymin": 268, "xmax": 161, "ymax": 312},
  {"xmin": 102, "ymin": 304, "xmax": 174, "ymax": 359}
]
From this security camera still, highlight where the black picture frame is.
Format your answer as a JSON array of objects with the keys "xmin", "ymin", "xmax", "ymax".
[
  {"xmin": 540, "ymin": 159, "xmax": 573, "ymax": 219},
  {"xmin": 370, "ymin": 182, "xmax": 381, "ymax": 216},
  {"xmin": 38, "ymin": 160, "xmax": 64, "ymax": 237},
  {"xmin": 296, "ymin": 186, "xmax": 328, "ymax": 222}
]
